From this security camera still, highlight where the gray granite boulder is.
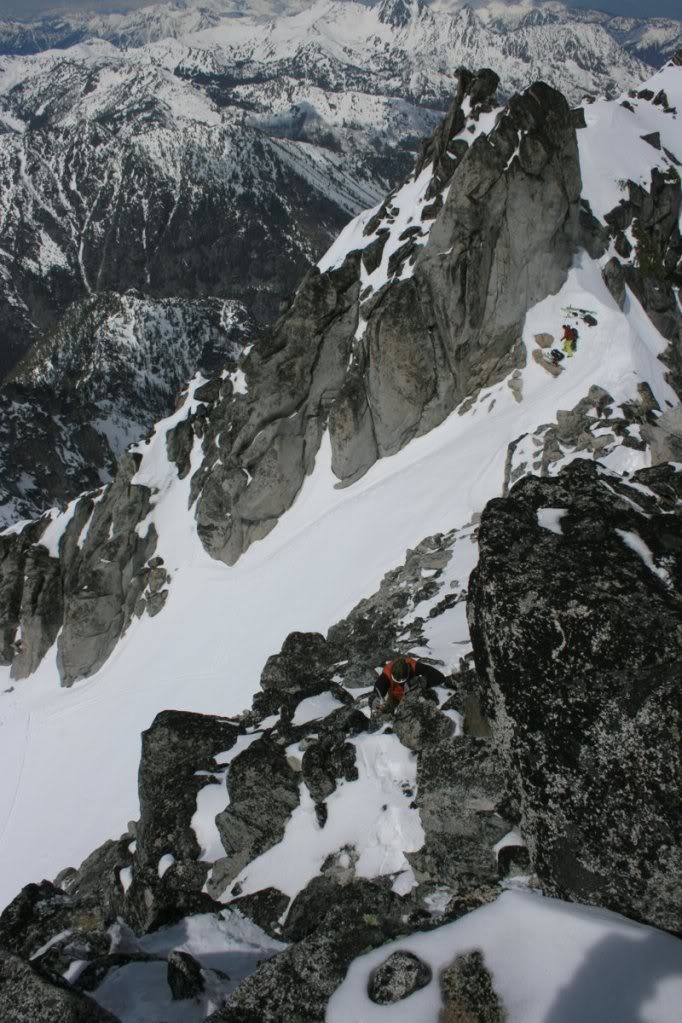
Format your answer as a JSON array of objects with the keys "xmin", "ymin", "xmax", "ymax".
[
  {"xmin": 468, "ymin": 459, "xmax": 682, "ymax": 931},
  {"xmin": 408, "ymin": 737, "xmax": 512, "ymax": 891},
  {"xmin": 0, "ymin": 950, "xmax": 121, "ymax": 1023},
  {"xmin": 368, "ymin": 950, "xmax": 433, "ymax": 1005},
  {"xmin": 439, "ymin": 949, "xmax": 507, "ymax": 1023},
  {"xmin": 210, "ymin": 735, "xmax": 300, "ymax": 899}
]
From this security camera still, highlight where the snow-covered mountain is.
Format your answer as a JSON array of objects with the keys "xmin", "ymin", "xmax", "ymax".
[
  {"xmin": 1, "ymin": 0, "xmax": 680, "ymax": 69},
  {"xmin": 431, "ymin": 0, "xmax": 682, "ymax": 67},
  {"xmin": 0, "ymin": 0, "xmax": 664, "ymax": 526},
  {"xmin": 0, "ymin": 293, "xmax": 254, "ymax": 526},
  {"xmin": 0, "ymin": 47, "xmax": 680, "ymax": 1022}
]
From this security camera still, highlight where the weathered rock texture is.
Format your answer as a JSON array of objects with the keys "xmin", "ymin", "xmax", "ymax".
[
  {"xmin": 468, "ymin": 459, "xmax": 682, "ymax": 932},
  {"xmin": 0, "ymin": 949, "xmax": 121, "ymax": 1023},
  {"xmin": 0, "ymin": 451, "xmax": 159, "ymax": 685},
  {"xmin": 207, "ymin": 881, "xmax": 412, "ymax": 1023},
  {"xmin": 189, "ymin": 70, "xmax": 582, "ymax": 565},
  {"xmin": 601, "ymin": 162, "xmax": 682, "ymax": 405},
  {"xmin": 210, "ymin": 736, "xmax": 301, "ymax": 898},
  {"xmin": 439, "ymin": 949, "xmax": 507, "ymax": 1023},
  {"xmin": 408, "ymin": 735, "xmax": 511, "ymax": 891},
  {"xmin": 368, "ymin": 949, "xmax": 433, "ymax": 1005}
]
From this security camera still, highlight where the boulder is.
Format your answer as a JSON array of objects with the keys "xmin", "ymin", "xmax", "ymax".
[
  {"xmin": 260, "ymin": 632, "xmax": 335, "ymax": 697},
  {"xmin": 408, "ymin": 737, "xmax": 511, "ymax": 891},
  {"xmin": 0, "ymin": 950, "xmax": 121, "ymax": 1023},
  {"xmin": 534, "ymin": 333, "xmax": 553, "ymax": 349},
  {"xmin": 439, "ymin": 949, "xmax": 507, "ymax": 1023},
  {"xmin": 167, "ymin": 949, "xmax": 206, "ymax": 1000},
  {"xmin": 210, "ymin": 736, "xmax": 300, "ymax": 898},
  {"xmin": 301, "ymin": 738, "xmax": 358, "ymax": 823},
  {"xmin": 368, "ymin": 950, "xmax": 432, "ymax": 1005},
  {"xmin": 136, "ymin": 710, "xmax": 239, "ymax": 870},
  {"xmin": 209, "ymin": 881, "xmax": 411, "ymax": 1022},
  {"xmin": 229, "ymin": 888, "xmax": 290, "ymax": 939},
  {"xmin": 0, "ymin": 880, "xmax": 109, "ymax": 965},
  {"xmin": 468, "ymin": 460, "xmax": 682, "ymax": 931},
  {"xmin": 393, "ymin": 688, "xmax": 453, "ymax": 751}
]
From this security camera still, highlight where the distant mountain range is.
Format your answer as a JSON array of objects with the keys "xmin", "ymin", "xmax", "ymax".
[{"xmin": 0, "ymin": 0, "xmax": 680, "ymax": 67}]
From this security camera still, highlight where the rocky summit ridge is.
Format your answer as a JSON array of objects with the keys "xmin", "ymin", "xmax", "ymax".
[
  {"xmin": 0, "ymin": 458, "xmax": 680, "ymax": 1021},
  {"xmin": 0, "ymin": 52, "xmax": 681, "ymax": 1023}
]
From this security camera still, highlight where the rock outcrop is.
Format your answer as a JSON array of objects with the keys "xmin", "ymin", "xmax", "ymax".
[
  {"xmin": 601, "ymin": 160, "xmax": 682, "ymax": 402},
  {"xmin": 468, "ymin": 459, "xmax": 682, "ymax": 932},
  {"xmin": 0, "ymin": 451, "xmax": 158, "ymax": 685},
  {"xmin": 189, "ymin": 70, "xmax": 582, "ymax": 564},
  {"xmin": 0, "ymin": 69, "xmax": 586, "ymax": 683},
  {"xmin": 0, "ymin": 951, "xmax": 121, "ymax": 1023},
  {"xmin": 439, "ymin": 949, "xmax": 507, "ymax": 1023}
]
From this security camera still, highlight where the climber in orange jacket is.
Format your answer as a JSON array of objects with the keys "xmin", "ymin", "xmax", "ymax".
[{"xmin": 370, "ymin": 656, "xmax": 446, "ymax": 711}]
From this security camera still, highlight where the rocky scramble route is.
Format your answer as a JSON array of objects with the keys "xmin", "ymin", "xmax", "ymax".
[{"xmin": 1, "ymin": 459, "xmax": 680, "ymax": 1020}]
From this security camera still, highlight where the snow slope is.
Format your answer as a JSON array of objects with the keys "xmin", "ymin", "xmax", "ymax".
[
  {"xmin": 328, "ymin": 890, "xmax": 682, "ymax": 1023},
  {"xmin": 0, "ymin": 234, "xmax": 675, "ymax": 910}
]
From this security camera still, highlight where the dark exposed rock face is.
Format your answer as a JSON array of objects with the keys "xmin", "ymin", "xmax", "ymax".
[
  {"xmin": 601, "ymin": 165, "xmax": 682, "ymax": 402},
  {"xmin": 329, "ymin": 79, "xmax": 581, "ymax": 486},
  {"xmin": 137, "ymin": 710, "xmax": 238, "ymax": 870},
  {"xmin": 192, "ymin": 256, "xmax": 362, "ymax": 565},
  {"xmin": 0, "ymin": 950, "xmax": 121, "ymax": 1023},
  {"xmin": 0, "ymin": 450, "xmax": 159, "ymax": 685},
  {"xmin": 468, "ymin": 460, "xmax": 682, "ymax": 932},
  {"xmin": 439, "ymin": 949, "xmax": 507, "ymax": 1023},
  {"xmin": 210, "ymin": 736, "xmax": 301, "ymax": 898},
  {"xmin": 0, "ymin": 880, "xmax": 108, "ymax": 962},
  {"xmin": 368, "ymin": 949, "xmax": 432, "ymax": 1004},
  {"xmin": 110, "ymin": 710, "xmax": 241, "ymax": 934},
  {"xmin": 408, "ymin": 736, "xmax": 511, "ymax": 891},
  {"xmin": 167, "ymin": 950, "xmax": 206, "ymax": 1001},
  {"xmin": 0, "ymin": 294, "xmax": 251, "ymax": 526}
]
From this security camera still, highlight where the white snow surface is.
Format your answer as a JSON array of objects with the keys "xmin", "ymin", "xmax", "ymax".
[
  {"xmin": 327, "ymin": 890, "xmax": 682, "ymax": 1023},
  {"xmin": 223, "ymin": 733, "xmax": 424, "ymax": 901},
  {"xmin": 291, "ymin": 691, "xmax": 345, "ymax": 725},
  {"xmin": 93, "ymin": 908, "xmax": 285, "ymax": 1023},
  {"xmin": 536, "ymin": 508, "xmax": 568, "ymax": 535},
  {"xmin": 579, "ymin": 63, "xmax": 682, "ymax": 226}
]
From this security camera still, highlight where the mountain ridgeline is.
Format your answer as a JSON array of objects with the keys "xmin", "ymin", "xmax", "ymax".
[
  {"xmin": 1, "ymin": 0, "xmax": 677, "ymax": 530},
  {"xmin": 1, "ymin": 60, "xmax": 681, "ymax": 691}
]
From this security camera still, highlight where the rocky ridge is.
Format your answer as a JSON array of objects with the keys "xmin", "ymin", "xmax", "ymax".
[
  {"xmin": 2, "ymin": 57, "xmax": 682, "ymax": 690},
  {"xmin": 1, "ymin": 458, "xmax": 680, "ymax": 1020}
]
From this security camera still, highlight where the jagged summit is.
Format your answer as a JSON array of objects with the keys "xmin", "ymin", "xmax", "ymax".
[{"xmin": 377, "ymin": 0, "xmax": 424, "ymax": 28}]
